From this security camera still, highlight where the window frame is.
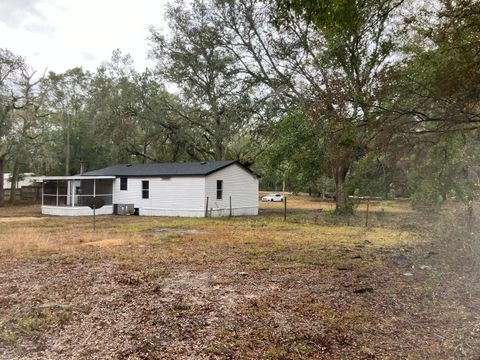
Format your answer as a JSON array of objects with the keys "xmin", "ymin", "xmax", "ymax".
[
  {"xmin": 120, "ymin": 177, "xmax": 128, "ymax": 191},
  {"xmin": 142, "ymin": 180, "xmax": 149, "ymax": 199},
  {"xmin": 216, "ymin": 180, "xmax": 223, "ymax": 200}
]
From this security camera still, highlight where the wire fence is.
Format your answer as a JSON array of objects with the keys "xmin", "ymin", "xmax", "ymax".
[{"xmin": 259, "ymin": 195, "xmax": 429, "ymax": 229}]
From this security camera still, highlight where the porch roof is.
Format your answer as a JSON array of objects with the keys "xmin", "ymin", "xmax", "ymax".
[{"xmin": 38, "ymin": 176, "xmax": 116, "ymax": 181}]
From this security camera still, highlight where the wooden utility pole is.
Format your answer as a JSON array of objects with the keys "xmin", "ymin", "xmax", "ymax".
[
  {"xmin": 284, "ymin": 196, "xmax": 287, "ymax": 221},
  {"xmin": 65, "ymin": 113, "xmax": 71, "ymax": 176}
]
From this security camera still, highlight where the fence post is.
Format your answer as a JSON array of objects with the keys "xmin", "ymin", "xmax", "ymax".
[
  {"xmin": 229, "ymin": 196, "xmax": 232, "ymax": 217},
  {"xmin": 205, "ymin": 196, "xmax": 209, "ymax": 218},
  {"xmin": 284, "ymin": 196, "xmax": 287, "ymax": 221},
  {"xmin": 365, "ymin": 197, "xmax": 370, "ymax": 227},
  {"xmin": 467, "ymin": 201, "xmax": 473, "ymax": 232}
]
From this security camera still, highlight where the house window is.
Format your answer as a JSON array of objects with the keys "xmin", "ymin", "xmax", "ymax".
[
  {"xmin": 120, "ymin": 177, "xmax": 128, "ymax": 191},
  {"xmin": 216, "ymin": 180, "xmax": 223, "ymax": 200},
  {"xmin": 142, "ymin": 181, "xmax": 149, "ymax": 199}
]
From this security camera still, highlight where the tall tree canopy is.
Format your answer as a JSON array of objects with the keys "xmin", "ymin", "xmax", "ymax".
[
  {"xmin": 0, "ymin": 0, "xmax": 479, "ymax": 211},
  {"xmin": 149, "ymin": 0, "xmax": 260, "ymax": 161}
]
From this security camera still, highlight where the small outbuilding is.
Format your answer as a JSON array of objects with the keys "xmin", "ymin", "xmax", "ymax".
[{"xmin": 39, "ymin": 160, "xmax": 259, "ymax": 217}]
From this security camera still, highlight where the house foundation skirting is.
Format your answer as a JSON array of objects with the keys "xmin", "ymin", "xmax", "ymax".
[
  {"xmin": 42, "ymin": 205, "xmax": 114, "ymax": 216},
  {"xmin": 140, "ymin": 206, "xmax": 258, "ymax": 217}
]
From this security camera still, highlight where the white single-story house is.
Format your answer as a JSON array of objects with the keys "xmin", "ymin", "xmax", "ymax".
[{"xmin": 39, "ymin": 160, "xmax": 259, "ymax": 217}]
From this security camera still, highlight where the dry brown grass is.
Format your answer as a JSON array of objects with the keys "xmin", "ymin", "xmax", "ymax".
[
  {"xmin": 0, "ymin": 217, "xmax": 44, "ymax": 223},
  {"xmin": 0, "ymin": 228, "xmax": 143, "ymax": 256},
  {"xmin": 0, "ymin": 197, "xmax": 478, "ymax": 359},
  {"xmin": 259, "ymin": 193, "xmax": 336, "ymax": 211},
  {"xmin": 259, "ymin": 192, "xmax": 414, "ymax": 214},
  {"xmin": 0, "ymin": 210, "xmax": 150, "ymax": 256},
  {"xmin": 0, "ymin": 198, "xmax": 416, "ymax": 258},
  {"xmin": 0, "ymin": 204, "xmax": 41, "ymax": 217}
]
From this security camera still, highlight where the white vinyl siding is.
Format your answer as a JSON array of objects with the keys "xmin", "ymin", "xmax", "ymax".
[
  {"xmin": 204, "ymin": 163, "xmax": 258, "ymax": 216},
  {"xmin": 113, "ymin": 176, "xmax": 206, "ymax": 216}
]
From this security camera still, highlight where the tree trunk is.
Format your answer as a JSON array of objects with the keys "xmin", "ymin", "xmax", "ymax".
[
  {"xmin": 9, "ymin": 160, "xmax": 19, "ymax": 205},
  {"xmin": 322, "ymin": 175, "xmax": 327, "ymax": 200},
  {"xmin": 441, "ymin": 191, "xmax": 448, "ymax": 202},
  {"xmin": 214, "ymin": 141, "xmax": 223, "ymax": 161},
  {"xmin": 334, "ymin": 165, "xmax": 350, "ymax": 214},
  {"xmin": 0, "ymin": 157, "xmax": 4, "ymax": 207}
]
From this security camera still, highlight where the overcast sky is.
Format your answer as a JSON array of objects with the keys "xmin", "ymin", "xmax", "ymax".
[{"xmin": 0, "ymin": 0, "xmax": 168, "ymax": 73}]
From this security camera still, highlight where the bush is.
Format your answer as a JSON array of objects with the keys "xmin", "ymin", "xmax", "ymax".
[{"xmin": 410, "ymin": 181, "xmax": 444, "ymax": 212}]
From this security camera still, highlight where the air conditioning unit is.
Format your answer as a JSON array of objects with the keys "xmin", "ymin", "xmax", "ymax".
[{"xmin": 113, "ymin": 204, "xmax": 135, "ymax": 215}]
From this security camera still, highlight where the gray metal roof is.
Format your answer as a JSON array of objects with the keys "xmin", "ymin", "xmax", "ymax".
[{"xmin": 82, "ymin": 160, "xmax": 254, "ymax": 177}]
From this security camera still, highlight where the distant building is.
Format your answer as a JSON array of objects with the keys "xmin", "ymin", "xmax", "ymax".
[{"xmin": 3, "ymin": 173, "xmax": 37, "ymax": 189}]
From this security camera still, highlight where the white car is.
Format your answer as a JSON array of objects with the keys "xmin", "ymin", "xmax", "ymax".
[{"xmin": 262, "ymin": 194, "xmax": 284, "ymax": 202}]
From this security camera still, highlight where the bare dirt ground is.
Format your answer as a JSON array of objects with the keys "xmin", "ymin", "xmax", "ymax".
[{"xmin": 0, "ymin": 199, "xmax": 479, "ymax": 359}]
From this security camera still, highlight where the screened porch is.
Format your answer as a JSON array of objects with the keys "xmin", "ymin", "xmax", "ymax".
[{"xmin": 40, "ymin": 176, "xmax": 115, "ymax": 216}]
